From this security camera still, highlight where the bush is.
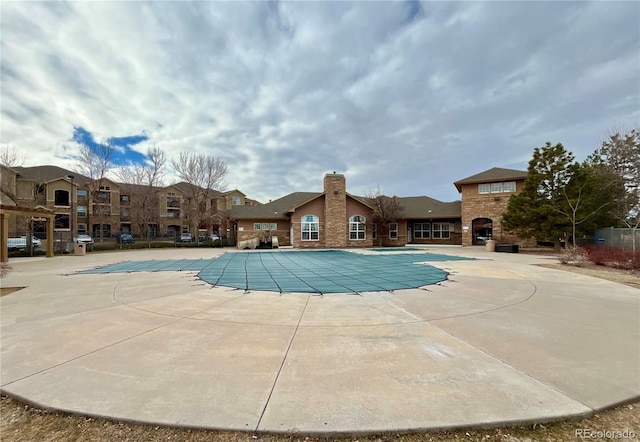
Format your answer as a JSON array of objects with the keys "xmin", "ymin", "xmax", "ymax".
[
  {"xmin": 559, "ymin": 248, "xmax": 589, "ymax": 267},
  {"xmin": 584, "ymin": 246, "xmax": 640, "ymax": 270}
]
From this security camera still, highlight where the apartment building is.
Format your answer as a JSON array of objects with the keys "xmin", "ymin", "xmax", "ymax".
[{"xmin": 1, "ymin": 165, "xmax": 253, "ymax": 240}]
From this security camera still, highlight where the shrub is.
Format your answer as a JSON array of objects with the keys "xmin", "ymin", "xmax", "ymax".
[
  {"xmin": 584, "ymin": 246, "xmax": 640, "ymax": 270},
  {"xmin": 559, "ymin": 248, "xmax": 589, "ymax": 267}
]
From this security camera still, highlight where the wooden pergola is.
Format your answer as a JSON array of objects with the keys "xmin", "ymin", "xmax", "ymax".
[{"xmin": 0, "ymin": 204, "xmax": 55, "ymax": 263}]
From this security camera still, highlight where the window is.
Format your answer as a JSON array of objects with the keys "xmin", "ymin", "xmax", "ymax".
[
  {"xmin": 270, "ymin": 223, "xmax": 277, "ymax": 230},
  {"xmin": 262, "ymin": 223, "xmax": 269, "ymax": 230},
  {"xmin": 93, "ymin": 205, "xmax": 111, "ymax": 216},
  {"xmin": 372, "ymin": 224, "xmax": 377, "ymax": 240},
  {"xmin": 99, "ymin": 185, "xmax": 110, "ymax": 191},
  {"xmin": 120, "ymin": 195, "xmax": 130, "ymax": 204},
  {"xmin": 414, "ymin": 222, "xmax": 431, "ymax": 239},
  {"xmin": 301, "ymin": 215, "xmax": 319, "ymax": 241},
  {"xmin": 93, "ymin": 224, "xmax": 111, "ymax": 238},
  {"xmin": 54, "ymin": 213, "xmax": 70, "ymax": 230},
  {"xmin": 349, "ymin": 215, "xmax": 366, "ymax": 240},
  {"xmin": 35, "ymin": 184, "xmax": 45, "ymax": 195},
  {"xmin": 232, "ymin": 196, "xmax": 242, "ymax": 206},
  {"xmin": 433, "ymin": 223, "xmax": 451, "ymax": 239},
  {"xmin": 503, "ymin": 181, "xmax": 516, "ymax": 192},
  {"xmin": 389, "ymin": 223, "xmax": 398, "ymax": 240},
  {"xmin": 479, "ymin": 181, "xmax": 516, "ymax": 194},
  {"xmin": 77, "ymin": 189, "xmax": 87, "ymax": 199},
  {"xmin": 54, "ymin": 190, "xmax": 70, "ymax": 206},
  {"xmin": 77, "ymin": 206, "xmax": 87, "ymax": 217},
  {"xmin": 167, "ymin": 196, "xmax": 180, "ymax": 208},
  {"xmin": 77, "ymin": 223, "xmax": 87, "ymax": 234},
  {"xmin": 254, "ymin": 223, "xmax": 262, "ymax": 230}
]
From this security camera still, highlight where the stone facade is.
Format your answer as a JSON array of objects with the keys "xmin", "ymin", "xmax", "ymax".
[
  {"xmin": 459, "ymin": 182, "xmax": 524, "ymax": 246},
  {"xmin": 323, "ymin": 174, "xmax": 348, "ymax": 248}
]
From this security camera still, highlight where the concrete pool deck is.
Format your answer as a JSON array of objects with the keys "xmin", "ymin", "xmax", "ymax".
[{"xmin": 1, "ymin": 246, "xmax": 638, "ymax": 434}]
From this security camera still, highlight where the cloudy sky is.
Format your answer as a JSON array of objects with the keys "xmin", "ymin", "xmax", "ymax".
[{"xmin": 2, "ymin": 1, "xmax": 638, "ymax": 203}]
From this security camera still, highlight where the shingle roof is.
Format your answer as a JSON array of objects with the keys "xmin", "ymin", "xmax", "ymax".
[
  {"xmin": 397, "ymin": 196, "xmax": 461, "ymax": 219},
  {"xmin": 171, "ymin": 181, "xmax": 223, "ymax": 198},
  {"xmin": 232, "ymin": 192, "xmax": 460, "ymax": 220},
  {"xmin": 453, "ymin": 167, "xmax": 527, "ymax": 192},
  {"xmin": 230, "ymin": 192, "xmax": 322, "ymax": 220},
  {"xmin": 13, "ymin": 166, "xmax": 89, "ymax": 184}
]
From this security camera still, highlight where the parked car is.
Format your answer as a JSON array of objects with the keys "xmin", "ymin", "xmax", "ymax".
[
  {"xmin": 74, "ymin": 234, "xmax": 94, "ymax": 245},
  {"xmin": 8, "ymin": 236, "xmax": 42, "ymax": 251},
  {"xmin": 179, "ymin": 233, "xmax": 192, "ymax": 242},
  {"xmin": 209, "ymin": 234, "xmax": 219, "ymax": 241},
  {"xmin": 118, "ymin": 233, "xmax": 136, "ymax": 244}
]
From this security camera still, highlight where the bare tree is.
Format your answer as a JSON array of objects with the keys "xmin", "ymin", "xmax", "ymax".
[
  {"xmin": 115, "ymin": 146, "xmax": 167, "ymax": 244},
  {"xmin": 75, "ymin": 141, "xmax": 115, "ymax": 241},
  {"xmin": 0, "ymin": 144, "xmax": 25, "ymax": 168},
  {"xmin": 0, "ymin": 164, "xmax": 18, "ymax": 205},
  {"xmin": 170, "ymin": 152, "xmax": 227, "ymax": 244},
  {"xmin": 366, "ymin": 187, "xmax": 404, "ymax": 246}
]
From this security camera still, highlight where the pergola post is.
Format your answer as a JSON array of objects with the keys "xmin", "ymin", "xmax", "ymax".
[
  {"xmin": 46, "ymin": 216, "xmax": 54, "ymax": 258},
  {"xmin": 1, "ymin": 212, "xmax": 8, "ymax": 263}
]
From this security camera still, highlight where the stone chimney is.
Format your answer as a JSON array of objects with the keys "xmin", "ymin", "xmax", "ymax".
[{"xmin": 324, "ymin": 173, "xmax": 347, "ymax": 248}]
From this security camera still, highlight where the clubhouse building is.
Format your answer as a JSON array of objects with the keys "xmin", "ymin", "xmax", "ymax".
[{"xmin": 230, "ymin": 167, "xmax": 528, "ymax": 248}]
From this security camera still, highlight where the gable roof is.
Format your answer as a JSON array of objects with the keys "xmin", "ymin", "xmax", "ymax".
[
  {"xmin": 170, "ymin": 181, "xmax": 224, "ymax": 198},
  {"xmin": 13, "ymin": 166, "xmax": 88, "ymax": 184},
  {"xmin": 230, "ymin": 192, "xmax": 321, "ymax": 220},
  {"xmin": 453, "ymin": 167, "xmax": 527, "ymax": 192}
]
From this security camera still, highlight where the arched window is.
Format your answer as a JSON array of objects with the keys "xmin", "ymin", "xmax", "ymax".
[
  {"xmin": 301, "ymin": 215, "xmax": 319, "ymax": 241},
  {"xmin": 349, "ymin": 215, "xmax": 366, "ymax": 240}
]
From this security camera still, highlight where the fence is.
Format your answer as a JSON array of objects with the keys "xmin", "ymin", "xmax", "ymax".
[{"xmin": 595, "ymin": 227, "xmax": 640, "ymax": 250}]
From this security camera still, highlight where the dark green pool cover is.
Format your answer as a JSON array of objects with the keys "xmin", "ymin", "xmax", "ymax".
[{"xmin": 79, "ymin": 250, "xmax": 472, "ymax": 294}]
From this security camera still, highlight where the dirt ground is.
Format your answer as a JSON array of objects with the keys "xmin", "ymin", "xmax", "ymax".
[
  {"xmin": 1, "ymin": 260, "xmax": 639, "ymax": 441},
  {"xmin": 1, "ymin": 395, "xmax": 638, "ymax": 442}
]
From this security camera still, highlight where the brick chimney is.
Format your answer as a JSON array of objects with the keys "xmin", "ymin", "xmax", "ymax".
[{"xmin": 324, "ymin": 173, "xmax": 347, "ymax": 248}]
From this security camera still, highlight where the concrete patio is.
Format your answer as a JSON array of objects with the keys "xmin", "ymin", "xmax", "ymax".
[{"xmin": 1, "ymin": 246, "xmax": 638, "ymax": 434}]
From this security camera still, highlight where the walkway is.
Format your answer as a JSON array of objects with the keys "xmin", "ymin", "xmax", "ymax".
[{"xmin": 1, "ymin": 247, "xmax": 638, "ymax": 433}]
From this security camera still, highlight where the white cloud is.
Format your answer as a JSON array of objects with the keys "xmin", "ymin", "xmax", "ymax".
[{"xmin": 1, "ymin": 1, "xmax": 638, "ymax": 203}]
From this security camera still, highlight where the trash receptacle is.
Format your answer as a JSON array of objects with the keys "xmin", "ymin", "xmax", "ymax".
[
  {"xmin": 485, "ymin": 239, "xmax": 496, "ymax": 252},
  {"xmin": 74, "ymin": 243, "xmax": 86, "ymax": 256}
]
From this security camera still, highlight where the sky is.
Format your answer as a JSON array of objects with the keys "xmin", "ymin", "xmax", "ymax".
[{"xmin": 1, "ymin": 1, "xmax": 638, "ymax": 204}]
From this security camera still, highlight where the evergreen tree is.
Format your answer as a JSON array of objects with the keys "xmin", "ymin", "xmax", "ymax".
[{"xmin": 503, "ymin": 142, "xmax": 617, "ymax": 250}]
